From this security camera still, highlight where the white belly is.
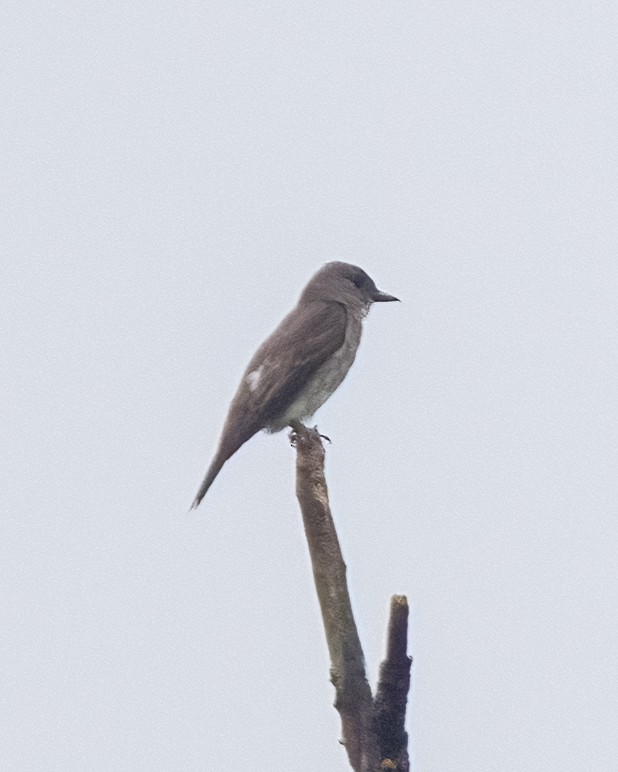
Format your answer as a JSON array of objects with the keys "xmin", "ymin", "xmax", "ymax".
[{"xmin": 267, "ymin": 316, "xmax": 362, "ymax": 431}]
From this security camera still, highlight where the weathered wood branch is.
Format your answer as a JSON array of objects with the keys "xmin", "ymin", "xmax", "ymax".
[
  {"xmin": 292, "ymin": 425, "xmax": 411, "ymax": 771},
  {"xmin": 373, "ymin": 596, "xmax": 412, "ymax": 771}
]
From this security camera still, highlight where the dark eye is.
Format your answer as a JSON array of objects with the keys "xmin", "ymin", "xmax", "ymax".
[{"xmin": 351, "ymin": 276, "xmax": 363, "ymax": 289}]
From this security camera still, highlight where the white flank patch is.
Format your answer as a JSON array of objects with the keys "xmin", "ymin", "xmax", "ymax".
[{"xmin": 245, "ymin": 366, "xmax": 262, "ymax": 392}]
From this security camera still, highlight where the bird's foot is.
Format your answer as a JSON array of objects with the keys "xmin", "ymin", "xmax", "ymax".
[
  {"xmin": 312, "ymin": 425, "xmax": 331, "ymax": 443},
  {"xmin": 288, "ymin": 422, "xmax": 331, "ymax": 446},
  {"xmin": 288, "ymin": 421, "xmax": 304, "ymax": 446}
]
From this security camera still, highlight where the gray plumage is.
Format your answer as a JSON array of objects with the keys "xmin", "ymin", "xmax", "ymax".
[{"xmin": 191, "ymin": 262, "xmax": 398, "ymax": 508}]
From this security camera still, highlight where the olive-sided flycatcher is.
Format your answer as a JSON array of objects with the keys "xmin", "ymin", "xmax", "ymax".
[{"xmin": 191, "ymin": 261, "xmax": 398, "ymax": 508}]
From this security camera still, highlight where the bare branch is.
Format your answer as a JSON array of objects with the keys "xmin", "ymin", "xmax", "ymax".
[
  {"xmin": 373, "ymin": 596, "xmax": 412, "ymax": 771},
  {"xmin": 292, "ymin": 425, "xmax": 378, "ymax": 772}
]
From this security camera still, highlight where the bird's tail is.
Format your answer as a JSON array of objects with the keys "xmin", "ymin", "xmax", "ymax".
[
  {"xmin": 190, "ymin": 421, "xmax": 258, "ymax": 509},
  {"xmin": 190, "ymin": 453, "xmax": 227, "ymax": 509}
]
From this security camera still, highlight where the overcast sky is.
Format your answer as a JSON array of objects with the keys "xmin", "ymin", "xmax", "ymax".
[{"xmin": 2, "ymin": 2, "xmax": 617, "ymax": 770}]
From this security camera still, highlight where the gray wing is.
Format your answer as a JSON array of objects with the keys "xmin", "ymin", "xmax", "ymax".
[
  {"xmin": 233, "ymin": 299, "xmax": 348, "ymax": 429},
  {"xmin": 190, "ymin": 300, "xmax": 347, "ymax": 508}
]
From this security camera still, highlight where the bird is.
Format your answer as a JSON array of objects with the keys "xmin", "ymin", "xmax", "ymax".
[{"xmin": 190, "ymin": 261, "xmax": 399, "ymax": 508}]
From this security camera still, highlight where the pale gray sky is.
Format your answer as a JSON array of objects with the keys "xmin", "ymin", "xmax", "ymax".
[{"xmin": 2, "ymin": 2, "xmax": 617, "ymax": 770}]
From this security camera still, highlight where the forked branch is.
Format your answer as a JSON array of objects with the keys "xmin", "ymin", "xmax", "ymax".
[{"xmin": 292, "ymin": 426, "xmax": 412, "ymax": 771}]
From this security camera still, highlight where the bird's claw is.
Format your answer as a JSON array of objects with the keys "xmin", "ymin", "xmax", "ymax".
[
  {"xmin": 313, "ymin": 425, "xmax": 331, "ymax": 443},
  {"xmin": 289, "ymin": 422, "xmax": 331, "ymax": 446}
]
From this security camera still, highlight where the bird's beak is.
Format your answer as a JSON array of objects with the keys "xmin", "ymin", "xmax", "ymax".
[{"xmin": 371, "ymin": 289, "xmax": 400, "ymax": 303}]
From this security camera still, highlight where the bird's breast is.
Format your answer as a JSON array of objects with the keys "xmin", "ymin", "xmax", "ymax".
[{"xmin": 268, "ymin": 314, "xmax": 363, "ymax": 430}]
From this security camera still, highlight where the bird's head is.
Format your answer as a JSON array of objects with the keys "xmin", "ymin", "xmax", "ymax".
[{"xmin": 301, "ymin": 261, "xmax": 399, "ymax": 312}]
